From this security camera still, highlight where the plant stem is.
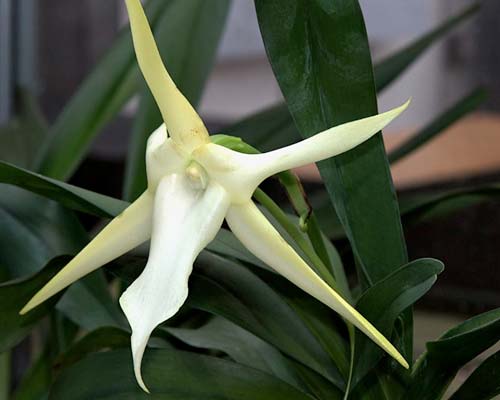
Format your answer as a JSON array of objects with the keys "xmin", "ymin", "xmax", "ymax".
[{"xmin": 253, "ymin": 188, "xmax": 339, "ymax": 291}]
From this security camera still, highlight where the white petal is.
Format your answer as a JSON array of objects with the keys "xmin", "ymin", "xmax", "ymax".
[
  {"xmin": 20, "ymin": 192, "xmax": 154, "ymax": 314},
  {"xmin": 226, "ymin": 201, "xmax": 408, "ymax": 370},
  {"xmin": 194, "ymin": 101, "xmax": 409, "ymax": 203},
  {"xmin": 145, "ymin": 127, "xmax": 187, "ymax": 191},
  {"xmin": 119, "ymin": 174, "xmax": 230, "ymax": 392},
  {"xmin": 124, "ymin": 0, "xmax": 208, "ymax": 150}
]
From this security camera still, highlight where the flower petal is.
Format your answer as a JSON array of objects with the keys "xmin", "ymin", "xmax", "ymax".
[
  {"xmin": 194, "ymin": 101, "xmax": 409, "ymax": 203},
  {"xmin": 226, "ymin": 201, "xmax": 409, "ymax": 369},
  {"xmin": 124, "ymin": 0, "xmax": 209, "ymax": 150},
  {"xmin": 20, "ymin": 191, "xmax": 154, "ymax": 315},
  {"xmin": 119, "ymin": 173, "xmax": 230, "ymax": 392}
]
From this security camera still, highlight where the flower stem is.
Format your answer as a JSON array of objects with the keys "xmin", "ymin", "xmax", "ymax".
[{"xmin": 253, "ymin": 188, "xmax": 340, "ymax": 291}]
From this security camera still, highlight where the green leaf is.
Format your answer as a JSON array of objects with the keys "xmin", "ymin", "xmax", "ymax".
[
  {"xmin": 0, "ymin": 186, "xmax": 123, "ymax": 330},
  {"xmin": 0, "ymin": 89, "xmax": 48, "ymax": 169},
  {"xmin": 49, "ymin": 349, "xmax": 314, "ymax": 399},
  {"xmin": 225, "ymin": 103, "xmax": 300, "ymax": 151},
  {"xmin": 0, "ymin": 257, "xmax": 68, "ymax": 352},
  {"xmin": 188, "ymin": 252, "xmax": 345, "ymax": 389},
  {"xmin": 400, "ymin": 184, "xmax": 500, "ymax": 226},
  {"xmin": 0, "ymin": 161, "xmax": 127, "ymax": 218},
  {"xmin": 167, "ymin": 317, "xmax": 304, "ymax": 389},
  {"xmin": 55, "ymin": 327, "xmax": 131, "ymax": 369},
  {"xmin": 406, "ymin": 308, "xmax": 500, "ymax": 400},
  {"xmin": 0, "ymin": 188, "xmax": 87, "ymax": 278},
  {"xmin": 226, "ymin": 2, "xmax": 479, "ymax": 157},
  {"xmin": 449, "ymin": 350, "xmax": 500, "ymax": 400},
  {"xmin": 12, "ymin": 349, "xmax": 51, "ymax": 400},
  {"xmin": 374, "ymin": 3, "xmax": 479, "ymax": 91},
  {"xmin": 123, "ymin": 0, "xmax": 230, "ymax": 201},
  {"xmin": 388, "ymin": 88, "xmax": 486, "ymax": 164},
  {"xmin": 350, "ymin": 258, "xmax": 444, "ymax": 388},
  {"xmin": 256, "ymin": 0, "xmax": 410, "ymax": 358},
  {"xmin": 35, "ymin": 0, "xmax": 173, "ymax": 180},
  {"xmin": 0, "ymin": 352, "xmax": 9, "ymax": 400},
  {"xmin": 169, "ymin": 317, "xmax": 344, "ymax": 399}
]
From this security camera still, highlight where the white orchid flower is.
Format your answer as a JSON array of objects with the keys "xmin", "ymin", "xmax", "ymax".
[{"xmin": 21, "ymin": 0, "xmax": 410, "ymax": 392}]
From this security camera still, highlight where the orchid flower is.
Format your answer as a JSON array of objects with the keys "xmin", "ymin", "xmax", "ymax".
[{"xmin": 21, "ymin": 0, "xmax": 410, "ymax": 392}]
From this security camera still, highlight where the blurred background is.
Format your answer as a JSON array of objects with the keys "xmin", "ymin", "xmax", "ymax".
[{"xmin": 1, "ymin": 0, "xmax": 500, "ymax": 378}]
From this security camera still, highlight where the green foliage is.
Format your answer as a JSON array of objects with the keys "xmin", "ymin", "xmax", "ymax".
[{"xmin": 0, "ymin": 0, "xmax": 497, "ymax": 399}]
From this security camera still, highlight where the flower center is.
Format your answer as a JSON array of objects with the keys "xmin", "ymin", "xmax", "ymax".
[{"xmin": 185, "ymin": 161, "xmax": 208, "ymax": 190}]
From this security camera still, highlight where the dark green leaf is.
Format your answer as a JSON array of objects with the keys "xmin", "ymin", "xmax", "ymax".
[
  {"xmin": 35, "ymin": 0, "xmax": 173, "ymax": 180},
  {"xmin": 256, "ymin": 0, "xmax": 407, "ymax": 287},
  {"xmin": 449, "ymin": 350, "xmax": 500, "ymax": 400},
  {"xmin": 0, "ymin": 89, "xmax": 48, "ymax": 169},
  {"xmin": 0, "ymin": 352, "xmax": 9, "ymax": 400},
  {"xmin": 55, "ymin": 327, "xmax": 131, "ymax": 369},
  {"xmin": 226, "ymin": 3, "xmax": 479, "ymax": 154},
  {"xmin": 0, "ymin": 161, "xmax": 127, "ymax": 218},
  {"xmin": 250, "ymin": 266, "xmax": 350, "ymax": 378},
  {"xmin": 225, "ymin": 103, "xmax": 300, "ymax": 151},
  {"xmin": 123, "ymin": 0, "xmax": 230, "ymax": 201},
  {"xmin": 351, "ymin": 258, "xmax": 444, "ymax": 388},
  {"xmin": 388, "ymin": 88, "xmax": 486, "ymax": 164},
  {"xmin": 188, "ymin": 252, "xmax": 345, "ymax": 389},
  {"xmin": 12, "ymin": 349, "xmax": 51, "ymax": 400},
  {"xmin": 0, "ymin": 188, "xmax": 86, "ymax": 278},
  {"xmin": 0, "ymin": 186, "xmax": 123, "ymax": 330},
  {"xmin": 168, "ymin": 317, "xmax": 344, "ymax": 399},
  {"xmin": 400, "ymin": 184, "xmax": 500, "ymax": 226},
  {"xmin": 0, "ymin": 257, "xmax": 68, "ymax": 352},
  {"xmin": 167, "ymin": 317, "xmax": 304, "ymax": 389},
  {"xmin": 406, "ymin": 308, "xmax": 500, "ymax": 400},
  {"xmin": 49, "ymin": 349, "xmax": 314, "ymax": 399},
  {"xmin": 256, "ymin": 0, "xmax": 410, "ymax": 360},
  {"xmin": 374, "ymin": 3, "xmax": 479, "ymax": 91}
]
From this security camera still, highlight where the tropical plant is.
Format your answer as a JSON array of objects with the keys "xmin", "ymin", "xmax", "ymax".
[{"xmin": 0, "ymin": 1, "xmax": 498, "ymax": 399}]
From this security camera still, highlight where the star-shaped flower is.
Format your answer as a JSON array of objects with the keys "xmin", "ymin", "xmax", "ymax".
[{"xmin": 21, "ymin": 0, "xmax": 409, "ymax": 392}]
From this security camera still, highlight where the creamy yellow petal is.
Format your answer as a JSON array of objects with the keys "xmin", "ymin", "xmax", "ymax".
[
  {"xmin": 119, "ymin": 174, "xmax": 230, "ymax": 392},
  {"xmin": 124, "ymin": 0, "xmax": 208, "ymax": 150},
  {"xmin": 195, "ymin": 101, "xmax": 409, "ymax": 203},
  {"xmin": 20, "ymin": 191, "xmax": 154, "ymax": 315},
  {"xmin": 226, "ymin": 201, "xmax": 409, "ymax": 369}
]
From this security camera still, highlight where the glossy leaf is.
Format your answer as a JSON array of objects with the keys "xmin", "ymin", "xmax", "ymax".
[
  {"xmin": 449, "ymin": 350, "xmax": 500, "ymax": 400},
  {"xmin": 375, "ymin": 3, "xmax": 479, "ymax": 91},
  {"xmin": 406, "ymin": 308, "xmax": 500, "ymax": 399},
  {"xmin": 226, "ymin": 3, "xmax": 478, "ymax": 155},
  {"xmin": 350, "ymin": 258, "xmax": 444, "ymax": 388},
  {"xmin": 35, "ymin": 0, "xmax": 172, "ymax": 180},
  {"xmin": 169, "ymin": 317, "xmax": 344, "ymax": 400},
  {"xmin": 49, "ymin": 349, "xmax": 314, "ymax": 400},
  {"xmin": 256, "ymin": 0, "xmax": 407, "ymax": 287},
  {"xmin": 0, "ymin": 188, "xmax": 87, "ymax": 278},
  {"xmin": 400, "ymin": 184, "xmax": 500, "ymax": 225},
  {"xmin": 256, "ymin": 1, "xmax": 411, "ymax": 365},
  {"xmin": 167, "ymin": 317, "xmax": 303, "ymax": 389},
  {"xmin": 123, "ymin": 0, "xmax": 230, "ymax": 201},
  {"xmin": 55, "ymin": 327, "xmax": 131, "ymax": 369},
  {"xmin": 188, "ymin": 252, "xmax": 345, "ymax": 389},
  {"xmin": 0, "ymin": 257, "xmax": 68, "ymax": 352},
  {"xmin": 226, "ymin": 103, "xmax": 300, "ymax": 152},
  {"xmin": 0, "ymin": 161, "xmax": 127, "ymax": 218},
  {"xmin": 388, "ymin": 88, "xmax": 486, "ymax": 164}
]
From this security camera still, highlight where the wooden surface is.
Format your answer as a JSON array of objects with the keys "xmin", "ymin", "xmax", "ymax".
[{"xmin": 295, "ymin": 112, "xmax": 500, "ymax": 189}]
